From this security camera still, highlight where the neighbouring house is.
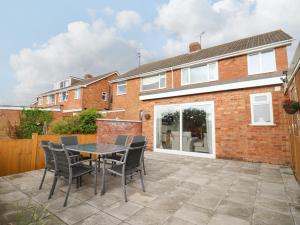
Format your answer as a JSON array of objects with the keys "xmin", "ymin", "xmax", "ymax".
[
  {"xmin": 108, "ymin": 29, "xmax": 293, "ymax": 164},
  {"xmin": 285, "ymin": 42, "xmax": 300, "ymax": 178},
  {"xmin": 34, "ymin": 71, "xmax": 118, "ymax": 114}
]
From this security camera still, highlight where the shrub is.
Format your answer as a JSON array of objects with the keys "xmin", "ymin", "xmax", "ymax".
[
  {"xmin": 16, "ymin": 109, "xmax": 53, "ymax": 139},
  {"xmin": 51, "ymin": 108, "xmax": 102, "ymax": 134}
]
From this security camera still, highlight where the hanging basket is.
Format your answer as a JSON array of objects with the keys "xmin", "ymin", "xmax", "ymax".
[
  {"xmin": 144, "ymin": 113, "xmax": 151, "ymax": 120},
  {"xmin": 284, "ymin": 107, "xmax": 298, "ymax": 115},
  {"xmin": 283, "ymin": 100, "xmax": 300, "ymax": 115}
]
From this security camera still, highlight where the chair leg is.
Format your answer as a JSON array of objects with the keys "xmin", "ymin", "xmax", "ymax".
[
  {"xmin": 94, "ymin": 162, "xmax": 97, "ymax": 195},
  {"xmin": 76, "ymin": 177, "xmax": 79, "ymax": 189},
  {"xmin": 122, "ymin": 174, "xmax": 127, "ymax": 202},
  {"xmin": 49, "ymin": 175, "xmax": 58, "ymax": 199},
  {"xmin": 139, "ymin": 170, "xmax": 145, "ymax": 192},
  {"xmin": 79, "ymin": 176, "xmax": 82, "ymax": 187},
  {"xmin": 101, "ymin": 160, "xmax": 106, "ymax": 195},
  {"xmin": 64, "ymin": 177, "xmax": 72, "ymax": 207},
  {"xmin": 39, "ymin": 168, "xmax": 47, "ymax": 190},
  {"xmin": 142, "ymin": 156, "xmax": 146, "ymax": 175}
]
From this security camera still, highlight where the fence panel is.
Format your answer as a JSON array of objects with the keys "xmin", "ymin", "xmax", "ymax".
[
  {"xmin": 0, "ymin": 139, "xmax": 33, "ymax": 176},
  {"xmin": 0, "ymin": 134, "xmax": 96, "ymax": 176}
]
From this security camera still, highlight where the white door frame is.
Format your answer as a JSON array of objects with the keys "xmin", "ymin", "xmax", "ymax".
[{"xmin": 153, "ymin": 101, "xmax": 216, "ymax": 158}]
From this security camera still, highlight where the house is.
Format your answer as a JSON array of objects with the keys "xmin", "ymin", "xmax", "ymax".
[
  {"xmin": 34, "ymin": 71, "xmax": 118, "ymax": 114},
  {"xmin": 285, "ymin": 42, "xmax": 300, "ymax": 178},
  {"xmin": 109, "ymin": 30, "xmax": 293, "ymax": 164}
]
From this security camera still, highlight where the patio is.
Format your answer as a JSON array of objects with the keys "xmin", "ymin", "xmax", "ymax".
[{"xmin": 1, "ymin": 152, "xmax": 300, "ymax": 225}]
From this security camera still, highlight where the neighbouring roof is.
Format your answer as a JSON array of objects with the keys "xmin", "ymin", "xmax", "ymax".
[
  {"xmin": 140, "ymin": 71, "xmax": 284, "ymax": 97},
  {"xmin": 118, "ymin": 30, "xmax": 292, "ymax": 80},
  {"xmin": 39, "ymin": 71, "xmax": 118, "ymax": 96}
]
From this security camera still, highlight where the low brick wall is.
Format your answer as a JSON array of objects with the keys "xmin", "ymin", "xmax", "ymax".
[{"xmin": 96, "ymin": 119, "xmax": 142, "ymax": 144}]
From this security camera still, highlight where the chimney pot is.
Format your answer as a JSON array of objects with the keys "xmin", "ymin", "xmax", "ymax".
[
  {"xmin": 189, "ymin": 42, "xmax": 201, "ymax": 53},
  {"xmin": 84, "ymin": 74, "xmax": 93, "ymax": 79}
]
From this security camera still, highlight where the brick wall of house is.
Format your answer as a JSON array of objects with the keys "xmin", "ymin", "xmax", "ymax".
[
  {"xmin": 82, "ymin": 74, "xmax": 117, "ymax": 110},
  {"xmin": 96, "ymin": 119, "xmax": 142, "ymax": 144},
  {"xmin": 38, "ymin": 73, "xmax": 117, "ymax": 111},
  {"xmin": 141, "ymin": 85, "xmax": 290, "ymax": 165},
  {"xmin": 112, "ymin": 47, "xmax": 289, "ymax": 121},
  {"xmin": 111, "ymin": 79, "xmax": 142, "ymax": 120}
]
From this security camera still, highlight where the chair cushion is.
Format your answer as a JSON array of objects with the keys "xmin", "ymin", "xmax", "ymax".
[
  {"xmin": 72, "ymin": 164, "xmax": 94, "ymax": 178},
  {"xmin": 107, "ymin": 164, "xmax": 138, "ymax": 175}
]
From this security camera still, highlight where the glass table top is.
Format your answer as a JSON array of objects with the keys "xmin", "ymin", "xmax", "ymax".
[{"xmin": 66, "ymin": 143, "xmax": 127, "ymax": 155}]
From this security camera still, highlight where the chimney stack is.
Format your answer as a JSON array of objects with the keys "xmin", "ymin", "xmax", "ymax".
[
  {"xmin": 189, "ymin": 42, "xmax": 201, "ymax": 53},
  {"xmin": 84, "ymin": 74, "xmax": 93, "ymax": 79}
]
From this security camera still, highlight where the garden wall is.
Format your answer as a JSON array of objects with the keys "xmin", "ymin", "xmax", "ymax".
[{"xmin": 96, "ymin": 119, "xmax": 142, "ymax": 144}]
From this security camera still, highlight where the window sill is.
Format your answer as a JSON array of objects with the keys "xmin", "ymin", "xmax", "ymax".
[
  {"xmin": 249, "ymin": 123, "xmax": 276, "ymax": 127},
  {"xmin": 117, "ymin": 93, "xmax": 126, "ymax": 96}
]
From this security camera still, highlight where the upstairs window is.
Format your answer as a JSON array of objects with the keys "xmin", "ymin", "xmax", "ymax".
[
  {"xmin": 74, "ymin": 89, "xmax": 80, "ymax": 99},
  {"xmin": 117, "ymin": 81, "xmax": 127, "ymax": 95},
  {"xmin": 141, "ymin": 73, "xmax": 166, "ymax": 91},
  {"xmin": 248, "ymin": 50, "xmax": 276, "ymax": 75},
  {"xmin": 38, "ymin": 97, "xmax": 43, "ymax": 105},
  {"xmin": 59, "ymin": 80, "xmax": 69, "ymax": 88},
  {"xmin": 47, "ymin": 95, "xmax": 55, "ymax": 104},
  {"xmin": 102, "ymin": 92, "xmax": 108, "ymax": 101},
  {"xmin": 181, "ymin": 62, "xmax": 218, "ymax": 85},
  {"xmin": 250, "ymin": 92, "xmax": 274, "ymax": 125},
  {"xmin": 59, "ymin": 91, "xmax": 68, "ymax": 102}
]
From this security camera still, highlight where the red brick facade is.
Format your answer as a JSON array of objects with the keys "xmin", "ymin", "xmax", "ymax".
[
  {"xmin": 141, "ymin": 86, "xmax": 290, "ymax": 165},
  {"xmin": 108, "ymin": 45, "xmax": 291, "ymax": 165}
]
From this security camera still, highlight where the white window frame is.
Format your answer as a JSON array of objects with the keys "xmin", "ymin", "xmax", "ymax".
[
  {"xmin": 181, "ymin": 62, "xmax": 218, "ymax": 85},
  {"xmin": 59, "ymin": 91, "xmax": 68, "ymax": 102},
  {"xmin": 117, "ymin": 81, "xmax": 127, "ymax": 95},
  {"xmin": 47, "ymin": 95, "xmax": 55, "ymax": 104},
  {"xmin": 74, "ymin": 88, "xmax": 80, "ymax": 99},
  {"xmin": 102, "ymin": 92, "xmax": 108, "ymax": 101},
  {"xmin": 38, "ymin": 97, "xmax": 43, "ymax": 106},
  {"xmin": 247, "ymin": 49, "xmax": 276, "ymax": 75},
  {"xmin": 250, "ymin": 92, "xmax": 274, "ymax": 126},
  {"xmin": 140, "ymin": 73, "xmax": 166, "ymax": 92}
]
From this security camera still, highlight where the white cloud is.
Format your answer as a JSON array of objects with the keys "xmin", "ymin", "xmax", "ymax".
[
  {"xmin": 103, "ymin": 7, "xmax": 115, "ymax": 15},
  {"xmin": 155, "ymin": 0, "xmax": 300, "ymax": 57},
  {"xmin": 9, "ymin": 20, "xmax": 151, "ymax": 105},
  {"xmin": 115, "ymin": 10, "xmax": 142, "ymax": 30}
]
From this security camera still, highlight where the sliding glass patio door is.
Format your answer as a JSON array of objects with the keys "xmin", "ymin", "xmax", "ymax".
[{"xmin": 155, "ymin": 101, "xmax": 215, "ymax": 158}]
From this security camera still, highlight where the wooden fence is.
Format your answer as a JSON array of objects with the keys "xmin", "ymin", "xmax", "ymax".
[
  {"xmin": 289, "ymin": 133, "xmax": 300, "ymax": 181},
  {"xmin": 0, "ymin": 133, "xmax": 96, "ymax": 177}
]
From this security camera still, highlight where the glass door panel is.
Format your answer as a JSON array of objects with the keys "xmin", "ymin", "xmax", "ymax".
[
  {"xmin": 181, "ymin": 104, "xmax": 212, "ymax": 154},
  {"xmin": 156, "ymin": 105, "xmax": 180, "ymax": 150}
]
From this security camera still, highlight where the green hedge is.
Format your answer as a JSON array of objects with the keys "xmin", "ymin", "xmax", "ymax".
[{"xmin": 52, "ymin": 108, "xmax": 102, "ymax": 134}]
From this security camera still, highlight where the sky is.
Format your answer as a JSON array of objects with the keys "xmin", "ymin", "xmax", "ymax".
[{"xmin": 0, "ymin": 0, "xmax": 300, "ymax": 105}]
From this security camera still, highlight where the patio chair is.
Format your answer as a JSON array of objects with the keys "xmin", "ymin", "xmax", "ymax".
[
  {"xmin": 48, "ymin": 142, "xmax": 97, "ymax": 207},
  {"xmin": 39, "ymin": 141, "xmax": 55, "ymax": 190},
  {"xmin": 60, "ymin": 136, "xmax": 91, "ymax": 162},
  {"xmin": 101, "ymin": 141, "xmax": 146, "ymax": 202},
  {"xmin": 131, "ymin": 136, "xmax": 147, "ymax": 175}
]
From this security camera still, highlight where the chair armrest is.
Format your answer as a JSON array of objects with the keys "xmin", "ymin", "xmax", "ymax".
[
  {"xmin": 103, "ymin": 158, "xmax": 125, "ymax": 165},
  {"xmin": 70, "ymin": 158, "xmax": 97, "ymax": 167}
]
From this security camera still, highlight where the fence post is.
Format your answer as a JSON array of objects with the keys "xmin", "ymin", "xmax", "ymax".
[{"xmin": 31, "ymin": 133, "xmax": 38, "ymax": 170}]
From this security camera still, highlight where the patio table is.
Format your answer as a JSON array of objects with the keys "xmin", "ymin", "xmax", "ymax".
[{"xmin": 65, "ymin": 143, "xmax": 128, "ymax": 192}]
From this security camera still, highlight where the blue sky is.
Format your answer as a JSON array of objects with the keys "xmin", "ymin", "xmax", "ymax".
[{"xmin": 0, "ymin": 0, "xmax": 299, "ymax": 105}]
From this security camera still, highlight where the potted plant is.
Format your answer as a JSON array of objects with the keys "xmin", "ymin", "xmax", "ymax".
[{"xmin": 283, "ymin": 100, "xmax": 300, "ymax": 114}]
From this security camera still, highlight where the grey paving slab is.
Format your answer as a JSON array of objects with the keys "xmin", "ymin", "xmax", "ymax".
[
  {"xmin": 163, "ymin": 216, "xmax": 196, "ymax": 225},
  {"xmin": 187, "ymin": 191, "xmax": 224, "ymax": 210},
  {"xmin": 128, "ymin": 192, "xmax": 158, "ymax": 206},
  {"xmin": 215, "ymin": 200, "xmax": 253, "ymax": 221},
  {"xmin": 56, "ymin": 203, "xmax": 99, "ymax": 225},
  {"xmin": 86, "ymin": 193, "xmax": 122, "ymax": 210},
  {"xmin": 207, "ymin": 214, "xmax": 250, "ymax": 225},
  {"xmin": 255, "ymin": 196, "xmax": 290, "ymax": 215},
  {"xmin": 173, "ymin": 203, "xmax": 213, "ymax": 225},
  {"xmin": 253, "ymin": 206, "xmax": 294, "ymax": 225},
  {"xmin": 75, "ymin": 211, "xmax": 121, "ymax": 225},
  {"xmin": 104, "ymin": 201, "xmax": 143, "ymax": 220},
  {"xmin": 125, "ymin": 207, "xmax": 171, "ymax": 225}
]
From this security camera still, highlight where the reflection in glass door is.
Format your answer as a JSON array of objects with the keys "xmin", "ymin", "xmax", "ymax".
[
  {"xmin": 156, "ymin": 106, "xmax": 180, "ymax": 150},
  {"xmin": 155, "ymin": 102, "xmax": 214, "ymax": 157}
]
